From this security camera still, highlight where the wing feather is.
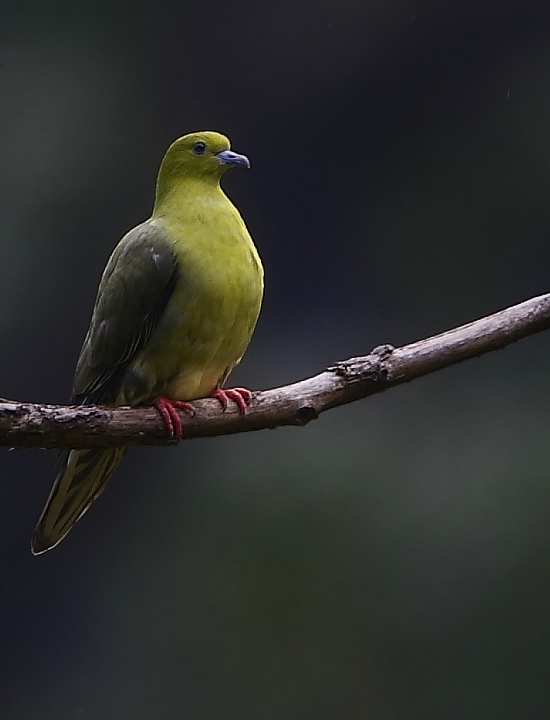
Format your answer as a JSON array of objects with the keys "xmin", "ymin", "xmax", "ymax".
[
  {"xmin": 31, "ymin": 219, "xmax": 180, "ymax": 554},
  {"xmin": 72, "ymin": 219, "xmax": 178, "ymax": 405}
]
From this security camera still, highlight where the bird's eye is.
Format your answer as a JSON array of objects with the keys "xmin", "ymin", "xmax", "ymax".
[{"xmin": 192, "ymin": 141, "xmax": 207, "ymax": 155}]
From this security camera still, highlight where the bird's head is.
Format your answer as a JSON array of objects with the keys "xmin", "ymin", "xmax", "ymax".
[{"xmin": 157, "ymin": 131, "xmax": 250, "ymax": 187}]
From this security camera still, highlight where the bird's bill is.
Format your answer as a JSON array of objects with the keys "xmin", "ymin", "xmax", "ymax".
[{"xmin": 216, "ymin": 149, "xmax": 251, "ymax": 168}]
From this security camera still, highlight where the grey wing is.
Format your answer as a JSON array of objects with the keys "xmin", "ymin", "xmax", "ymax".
[{"xmin": 72, "ymin": 219, "xmax": 178, "ymax": 406}]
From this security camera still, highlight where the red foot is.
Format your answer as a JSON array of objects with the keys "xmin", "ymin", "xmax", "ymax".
[
  {"xmin": 154, "ymin": 396, "xmax": 196, "ymax": 440},
  {"xmin": 210, "ymin": 387, "xmax": 252, "ymax": 414}
]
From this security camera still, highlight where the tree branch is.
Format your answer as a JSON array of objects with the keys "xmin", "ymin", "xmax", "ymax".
[{"xmin": 2, "ymin": 292, "xmax": 550, "ymax": 449}]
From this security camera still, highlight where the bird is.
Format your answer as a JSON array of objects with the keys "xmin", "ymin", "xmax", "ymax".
[{"xmin": 31, "ymin": 131, "xmax": 264, "ymax": 555}]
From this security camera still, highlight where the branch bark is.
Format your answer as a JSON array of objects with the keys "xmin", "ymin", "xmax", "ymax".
[{"xmin": 2, "ymin": 292, "xmax": 550, "ymax": 449}]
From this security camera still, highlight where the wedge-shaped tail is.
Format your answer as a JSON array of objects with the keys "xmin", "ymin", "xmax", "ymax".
[{"xmin": 31, "ymin": 448, "xmax": 127, "ymax": 555}]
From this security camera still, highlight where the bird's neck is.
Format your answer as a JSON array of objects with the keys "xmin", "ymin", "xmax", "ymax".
[{"xmin": 153, "ymin": 173, "xmax": 224, "ymax": 221}]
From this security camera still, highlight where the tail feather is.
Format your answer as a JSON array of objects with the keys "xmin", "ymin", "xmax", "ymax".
[{"xmin": 31, "ymin": 447, "xmax": 127, "ymax": 555}]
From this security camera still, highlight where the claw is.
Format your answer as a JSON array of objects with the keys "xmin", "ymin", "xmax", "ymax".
[
  {"xmin": 154, "ymin": 397, "xmax": 196, "ymax": 440},
  {"xmin": 210, "ymin": 387, "xmax": 252, "ymax": 414}
]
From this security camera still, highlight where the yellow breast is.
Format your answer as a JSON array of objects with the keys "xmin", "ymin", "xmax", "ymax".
[{"xmin": 129, "ymin": 191, "xmax": 264, "ymax": 402}]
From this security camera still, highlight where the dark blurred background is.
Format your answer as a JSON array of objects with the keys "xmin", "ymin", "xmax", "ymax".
[{"xmin": 2, "ymin": 0, "xmax": 550, "ymax": 717}]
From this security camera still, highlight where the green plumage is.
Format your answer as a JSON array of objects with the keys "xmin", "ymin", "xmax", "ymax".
[{"xmin": 32, "ymin": 131, "xmax": 263, "ymax": 554}]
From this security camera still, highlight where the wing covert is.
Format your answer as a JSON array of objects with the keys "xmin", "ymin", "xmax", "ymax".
[{"xmin": 72, "ymin": 219, "xmax": 178, "ymax": 405}]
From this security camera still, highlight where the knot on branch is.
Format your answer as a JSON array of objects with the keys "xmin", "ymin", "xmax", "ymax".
[
  {"xmin": 294, "ymin": 405, "xmax": 319, "ymax": 426},
  {"xmin": 328, "ymin": 344, "xmax": 395, "ymax": 385}
]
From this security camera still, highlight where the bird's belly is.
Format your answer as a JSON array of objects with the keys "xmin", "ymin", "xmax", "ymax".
[
  {"xmin": 127, "ymin": 258, "xmax": 262, "ymax": 403},
  {"xmin": 167, "ymin": 361, "xmax": 230, "ymax": 400}
]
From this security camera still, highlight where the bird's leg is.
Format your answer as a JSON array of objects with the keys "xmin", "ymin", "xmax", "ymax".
[
  {"xmin": 154, "ymin": 396, "xmax": 196, "ymax": 440},
  {"xmin": 209, "ymin": 387, "xmax": 252, "ymax": 414}
]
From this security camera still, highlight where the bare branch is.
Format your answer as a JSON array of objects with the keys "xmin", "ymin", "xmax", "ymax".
[{"xmin": 2, "ymin": 292, "xmax": 550, "ymax": 449}]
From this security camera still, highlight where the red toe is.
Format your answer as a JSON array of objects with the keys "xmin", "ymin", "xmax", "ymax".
[
  {"xmin": 154, "ymin": 397, "xmax": 195, "ymax": 439},
  {"xmin": 210, "ymin": 387, "xmax": 252, "ymax": 414}
]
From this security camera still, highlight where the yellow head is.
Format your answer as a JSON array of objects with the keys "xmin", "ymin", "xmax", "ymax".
[{"xmin": 155, "ymin": 130, "xmax": 250, "ymax": 200}]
